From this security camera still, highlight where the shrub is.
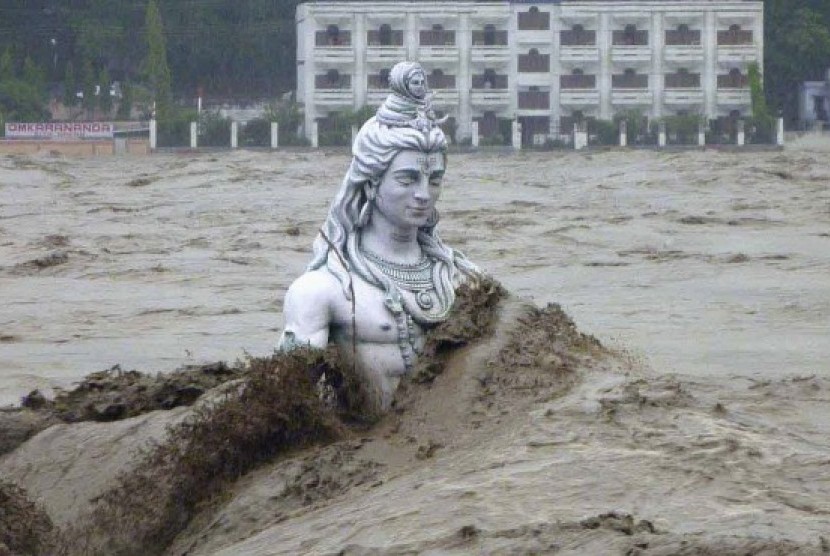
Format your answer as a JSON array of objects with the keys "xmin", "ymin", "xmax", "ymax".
[
  {"xmin": 241, "ymin": 117, "xmax": 272, "ymax": 147},
  {"xmin": 156, "ymin": 107, "xmax": 197, "ymax": 147},
  {"xmin": 198, "ymin": 111, "xmax": 231, "ymax": 147},
  {"xmin": 588, "ymin": 118, "xmax": 617, "ymax": 146},
  {"xmin": 663, "ymin": 114, "xmax": 704, "ymax": 145}
]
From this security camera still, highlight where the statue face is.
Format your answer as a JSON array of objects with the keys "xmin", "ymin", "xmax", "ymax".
[
  {"xmin": 407, "ymin": 71, "xmax": 427, "ymax": 99},
  {"xmin": 374, "ymin": 149, "xmax": 444, "ymax": 229}
]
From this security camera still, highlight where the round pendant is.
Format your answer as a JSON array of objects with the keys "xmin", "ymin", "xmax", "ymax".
[{"xmin": 416, "ymin": 290, "xmax": 434, "ymax": 310}]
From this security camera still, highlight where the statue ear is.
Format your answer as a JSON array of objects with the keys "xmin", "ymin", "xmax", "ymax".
[{"xmin": 365, "ymin": 181, "xmax": 377, "ymax": 201}]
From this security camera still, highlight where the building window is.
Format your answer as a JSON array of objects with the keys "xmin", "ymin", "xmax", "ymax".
[
  {"xmin": 518, "ymin": 4, "xmax": 550, "ymax": 29},
  {"xmin": 428, "ymin": 68, "xmax": 456, "ymax": 89},
  {"xmin": 379, "ymin": 24, "xmax": 392, "ymax": 46},
  {"xmin": 473, "ymin": 24, "xmax": 507, "ymax": 46},
  {"xmin": 666, "ymin": 23, "xmax": 701, "ymax": 46},
  {"xmin": 368, "ymin": 25, "xmax": 403, "ymax": 46},
  {"xmin": 613, "ymin": 24, "xmax": 648, "ymax": 46},
  {"xmin": 316, "ymin": 24, "xmax": 351, "ymax": 47},
  {"xmin": 665, "ymin": 68, "xmax": 701, "ymax": 88},
  {"xmin": 518, "ymin": 88, "xmax": 550, "ymax": 110},
  {"xmin": 612, "ymin": 68, "xmax": 648, "ymax": 89},
  {"xmin": 421, "ymin": 24, "xmax": 455, "ymax": 46},
  {"xmin": 518, "ymin": 48, "xmax": 549, "ymax": 72},
  {"xmin": 560, "ymin": 68, "xmax": 595, "ymax": 89},
  {"xmin": 718, "ymin": 24, "xmax": 753, "ymax": 45},
  {"xmin": 718, "ymin": 68, "xmax": 748, "ymax": 88},
  {"xmin": 315, "ymin": 69, "xmax": 351, "ymax": 89},
  {"xmin": 561, "ymin": 24, "xmax": 596, "ymax": 46},
  {"xmin": 472, "ymin": 69, "xmax": 507, "ymax": 89}
]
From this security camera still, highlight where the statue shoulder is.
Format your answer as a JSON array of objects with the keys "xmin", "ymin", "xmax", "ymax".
[{"xmin": 284, "ymin": 268, "xmax": 341, "ymax": 308}]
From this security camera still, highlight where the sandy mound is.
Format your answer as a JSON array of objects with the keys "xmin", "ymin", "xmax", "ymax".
[{"xmin": 2, "ymin": 279, "xmax": 829, "ymax": 555}]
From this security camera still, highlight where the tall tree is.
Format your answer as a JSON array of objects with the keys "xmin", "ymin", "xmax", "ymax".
[
  {"xmin": 143, "ymin": 0, "xmax": 172, "ymax": 118},
  {"xmin": 63, "ymin": 61, "xmax": 77, "ymax": 108},
  {"xmin": 81, "ymin": 58, "xmax": 97, "ymax": 117},
  {"xmin": 98, "ymin": 67, "xmax": 113, "ymax": 114}
]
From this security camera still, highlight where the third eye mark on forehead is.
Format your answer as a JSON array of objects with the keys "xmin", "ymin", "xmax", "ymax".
[{"xmin": 393, "ymin": 168, "xmax": 444, "ymax": 183}]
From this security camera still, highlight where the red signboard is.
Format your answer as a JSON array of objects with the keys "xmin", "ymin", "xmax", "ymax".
[{"xmin": 4, "ymin": 122, "xmax": 115, "ymax": 139}]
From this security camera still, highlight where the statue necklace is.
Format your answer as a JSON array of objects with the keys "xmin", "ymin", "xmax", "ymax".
[{"xmin": 361, "ymin": 248, "xmax": 436, "ymax": 311}]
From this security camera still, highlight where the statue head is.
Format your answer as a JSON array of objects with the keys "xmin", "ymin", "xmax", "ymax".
[{"xmin": 308, "ymin": 62, "xmax": 474, "ymax": 302}]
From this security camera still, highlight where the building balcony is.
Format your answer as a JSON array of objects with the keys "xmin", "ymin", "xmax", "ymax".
[
  {"xmin": 561, "ymin": 74, "xmax": 596, "ymax": 89},
  {"xmin": 665, "ymin": 29, "xmax": 701, "ymax": 46},
  {"xmin": 471, "ymin": 46, "xmax": 511, "ymax": 65},
  {"xmin": 518, "ymin": 11, "xmax": 550, "ymax": 32},
  {"xmin": 560, "ymin": 30, "xmax": 596, "ymax": 47},
  {"xmin": 613, "ymin": 30, "xmax": 648, "ymax": 46},
  {"xmin": 612, "ymin": 46, "xmax": 651, "ymax": 63},
  {"xmin": 717, "ymin": 90, "xmax": 751, "ymax": 106},
  {"xmin": 366, "ymin": 90, "xmax": 387, "ymax": 106},
  {"xmin": 315, "ymin": 31, "xmax": 352, "ymax": 47},
  {"xmin": 420, "ymin": 30, "xmax": 456, "ymax": 47},
  {"xmin": 471, "ymin": 89, "xmax": 511, "ymax": 107},
  {"xmin": 664, "ymin": 45, "xmax": 704, "ymax": 63},
  {"xmin": 560, "ymin": 46, "xmax": 599, "ymax": 62},
  {"xmin": 612, "ymin": 90, "xmax": 653, "ymax": 106},
  {"xmin": 559, "ymin": 90, "xmax": 600, "ymax": 107},
  {"xmin": 367, "ymin": 30, "xmax": 404, "ymax": 47},
  {"xmin": 430, "ymin": 89, "xmax": 460, "ymax": 107},
  {"xmin": 518, "ymin": 54, "xmax": 550, "ymax": 73},
  {"xmin": 366, "ymin": 46, "xmax": 407, "ymax": 63},
  {"xmin": 663, "ymin": 89, "xmax": 704, "ymax": 106},
  {"xmin": 518, "ymin": 90, "xmax": 550, "ymax": 110},
  {"xmin": 717, "ymin": 45, "xmax": 758, "ymax": 63},
  {"xmin": 313, "ymin": 47, "xmax": 355, "ymax": 64},
  {"xmin": 516, "ymin": 73, "xmax": 550, "ymax": 88},
  {"xmin": 717, "ymin": 30, "xmax": 753, "ymax": 46},
  {"xmin": 516, "ymin": 30, "xmax": 551, "ymax": 45},
  {"xmin": 418, "ymin": 46, "xmax": 460, "ymax": 62},
  {"xmin": 313, "ymin": 90, "xmax": 354, "ymax": 106},
  {"xmin": 472, "ymin": 30, "xmax": 508, "ymax": 46}
]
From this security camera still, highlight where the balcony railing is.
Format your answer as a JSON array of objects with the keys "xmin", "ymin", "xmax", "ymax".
[
  {"xmin": 717, "ymin": 74, "xmax": 749, "ymax": 89},
  {"xmin": 560, "ymin": 30, "xmax": 596, "ymax": 46},
  {"xmin": 665, "ymin": 29, "xmax": 701, "ymax": 46},
  {"xmin": 518, "ymin": 54, "xmax": 550, "ymax": 72},
  {"xmin": 420, "ymin": 30, "xmax": 456, "ymax": 46},
  {"xmin": 560, "ymin": 74, "xmax": 596, "ymax": 89},
  {"xmin": 367, "ymin": 30, "xmax": 404, "ymax": 47},
  {"xmin": 612, "ymin": 30, "xmax": 648, "ymax": 46},
  {"xmin": 518, "ymin": 12, "xmax": 550, "ymax": 31},
  {"xmin": 315, "ymin": 31, "xmax": 352, "ymax": 47},
  {"xmin": 472, "ymin": 75, "xmax": 509, "ymax": 89},
  {"xmin": 315, "ymin": 75, "xmax": 352, "ymax": 89},
  {"xmin": 665, "ymin": 73, "xmax": 701, "ymax": 88},
  {"xmin": 518, "ymin": 91, "xmax": 550, "ymax": 110},
  {"xmin": 367, "ymin": 75, "xmax": 388, "ymax": 89},
  {"xmin": 612, "ymin": 74, "xmax": 649, "ymax": 89},
  {"xmin": 472, "ymin": 30, "xmax": 508, "ymax": 46},
  {"xmin": 718, "ymin": 30, "xmax": 753, "ymax": 45},
  {"xmin": 427, "ymin": 75, "xmax": 457, "ymax": 89}
]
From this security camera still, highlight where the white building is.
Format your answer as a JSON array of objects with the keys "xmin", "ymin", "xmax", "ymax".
[
  {"xmin": 799, "ymin": 69, "xmax": 830, "ymax": 129},
  {"xmin": 296, "ymin": 0, "xmax": 763, "ymax": 145}
]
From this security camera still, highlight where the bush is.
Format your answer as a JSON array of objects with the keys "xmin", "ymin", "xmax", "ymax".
[
  {"xmin": 663, "ymin": 114, "xmax": 704, "ymax": 145},
  {"xmin": 156, "ymin": 107, "xmax": 197, "ymax": 147},
  {"xmin": 240, "ymin": 118, "xmax": 272, "ymax": 147},
  {"xmin": 613, "ymin": 109, "xmax": 652, "ymax": 145},
  {"xmin": 588, "ymin": 119, "xmax": 617, "ymax": 146},
  {"xmin": 199, "ymin": 111, "xmax": 231, "ymax": 147},
  {"xmin": 747, "ymin": 115, "xmax": 775, "ymax": 144}
]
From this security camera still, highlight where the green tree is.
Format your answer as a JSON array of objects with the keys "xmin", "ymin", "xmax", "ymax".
[
  {"xmin": 764, "ymin": 4, "xmax": 830, "ymax": 123},
  {"xmin": 98, "ymin": 67, "xmax": 113, "ymax": 114},
  {"xmin": 117, "ymin": 82, "xmax": 133, "ymax": 120},
  {"xmin": 143, "ymin": 0, "xmax": 172, "ymax": 118},
  {"xmin": 0, "ymin": 49, "xmax": 13, "ymax": 81},
  {"xmin": 81, "ymin": 58, "xmax": 97, "ymax": 117},
  {"xmin": 64, "ymin": 61, "xmax": 78, "ymax": 108},
  {"xmin": 22, "ymin": 57, "xmax": 45, "ymax": 93}
]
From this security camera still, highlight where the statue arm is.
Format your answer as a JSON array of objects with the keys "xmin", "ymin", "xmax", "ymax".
[{"xmin": 278, "ymin": 271, "xmax": 336, "ymax": 350}]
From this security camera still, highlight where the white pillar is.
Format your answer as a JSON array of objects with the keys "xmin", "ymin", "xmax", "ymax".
[
  {"xmin": 651, "ymin": 12, "xmax": 664, "ymax": 120},
  {"xmin": 599, "ymin": 13, "xmax": 612, "ymax": 120},
  {"xmin": 574, "ymin": 122, "xmax": 588, "ymax": 150},
  {"xmin": 458, "ymin": 13, "xmax": 472, "ymax": 141},
  {"xmin": 351, "ymin": 125, "xmax": 358, "ymax": 145},
  {"xmin": 471, "ymin": 121, "xmax": 479, "ymax": 147},
  {"xmin": 190, "ymin": 121, "xmax": 198, "ymax": 149},
  {"xmin": 619, "ymin": 120, "xmax": 627, "ymax": 147},
  {"xmin": 658, "ymin": 120, "xmax": 666, "ymax": 147},
  {"xmin": 776, "ymin": 117, "xmax": 784, "ymax": 146},
  {"xmin": 736, "ymin": 119, "xmax": 745, "ymax": 146},
  {"xmin": 271, "ymin": 122, "xmax": 279, "ymax": 149},
  {"xmin": 703, "ymin": 10, "xmax": 717, "ymax": 120},
  {"xmin": 512, "ymin": 120, "xmax": 522, "ymax": 150},
  {"xmin": 311, "ymin": 121, "xmax": 319, "ymax": 148},
  {"xmin": 698, "ymin": 121, "xmax": 706, "ymax": 147},
  {"xmin": 149, "ymin": 119, "xmax": 157, "ymax": 150},
  {"xmin": 230, "ymin": 121, "xmax": 238, "ymax": 149},
  {"xmin": 354, "ymin": 13, "xmax": 367, "ymax": 109}
]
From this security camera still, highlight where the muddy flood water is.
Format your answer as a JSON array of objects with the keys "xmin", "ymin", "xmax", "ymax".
[
  {"xmin": 2, "ymin": 139, "xmax": 830, "ymax": 554},
  {"xmin": 1, "ymin": 141, "xmax": 827, "ymax": 404}
]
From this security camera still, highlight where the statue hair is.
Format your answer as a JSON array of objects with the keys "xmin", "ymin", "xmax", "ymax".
[{"xmin": 307, "ymin": 116, "xmax": 478, "ymax": 306}]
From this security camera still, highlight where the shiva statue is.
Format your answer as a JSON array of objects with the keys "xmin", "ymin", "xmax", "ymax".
[{"xmin": 278, "ymin": 61, "xmax": 480, "ymax": 411}]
